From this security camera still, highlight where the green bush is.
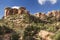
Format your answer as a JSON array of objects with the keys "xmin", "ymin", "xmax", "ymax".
[
  {"xmin": 54, "ymin": 31, "xmax": 60, "ymax": 40},
  {"xmin": 47, "ymin": 26, "xmax": 57, "ymax": 33},
  {"xmin": 11, "ymin": 32, "xmax": 20, "ymax": 40},
  {"xmin": 23, "ymin": 25, "xmax": 40, "ymax": 40}
]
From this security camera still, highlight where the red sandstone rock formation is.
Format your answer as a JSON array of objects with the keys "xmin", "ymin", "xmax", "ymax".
[
  {"xmin": 47, "ymin": 10, "xmax": 60, "ymax": 21},
  {"xmin": 12, "ymin": 8, "xmax": 18, "ymax": 14},
  {"xmin": 34, "ymin": 12, "xmax": 47, "ymax": 20},
  {"xmin": 4, "ymin": 6, "xmax": 60, "ymax": 20},
  {"xmin": 4, "ymin": 7, "xmax": 29, "ymax": 19}
]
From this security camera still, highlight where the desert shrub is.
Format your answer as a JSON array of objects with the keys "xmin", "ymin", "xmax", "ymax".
[
  {"xmin": 47, "ymin": 26, "xmax": 57, "ymax": 33},
  {"xmin": 53, "ymin": 31, "xmax": 60, "ymax": 40},
  {"xmin": 11, "ymin": 32, "xmax": 20, "ymax": 40},
  {"xmin": 23, "ymin": 25, "xmax": 40, "ymax": 40},
  {"xmin": 0, "ymin": 26, "xmax": 4, "ymax": 35}
]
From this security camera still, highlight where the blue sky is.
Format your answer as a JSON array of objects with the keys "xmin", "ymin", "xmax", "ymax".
[{"xmin": 0, "ymin": 0, "xmax": 60, "ymax": 18}]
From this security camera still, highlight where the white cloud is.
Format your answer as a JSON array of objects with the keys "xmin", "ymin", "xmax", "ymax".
[
  {"xmin": 12, "ymin": 6, "xmax": 19, "ymax": 9},
  {"xmin": 38, "ymin": 0, "xmax": 46, "ymax": 5},
  {"xmin": 38, "ymin": 0, "xmax": 57, "ymax": 5},
  {"xmin": 50, "ymin": 0, "xmax": 57, "ymax": 4}
]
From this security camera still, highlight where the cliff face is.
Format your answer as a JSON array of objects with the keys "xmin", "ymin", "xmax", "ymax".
[{"xmin": 4, "ymin": 7, "xmax": 29, "ymax": 19}]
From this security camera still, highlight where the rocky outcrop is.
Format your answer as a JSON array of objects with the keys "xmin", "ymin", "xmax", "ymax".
[
  {"xmin": 38, "ymin": 30, "xmax": 54, "ymax": 40},
  {"xmin": 34, "ymin": 10, "xmax": 60, "ymax": 21},
  {"xmin": 47, "ymin": 10, "xmax": 59, "ymax": 17},
  {"xmin": 4, "ymin": 6, "xmax": 60, "ymax": 21},
  {"xmin": 4, "ymin": 7, "xmax": 29, "ymax": 19},
  {"xmin": 34, "ymin": 12, "xmax": 47, "ymax": 21},
  {"xmin": 47, "ymin": 10, "xmax": 60, "ymax": 21}
]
